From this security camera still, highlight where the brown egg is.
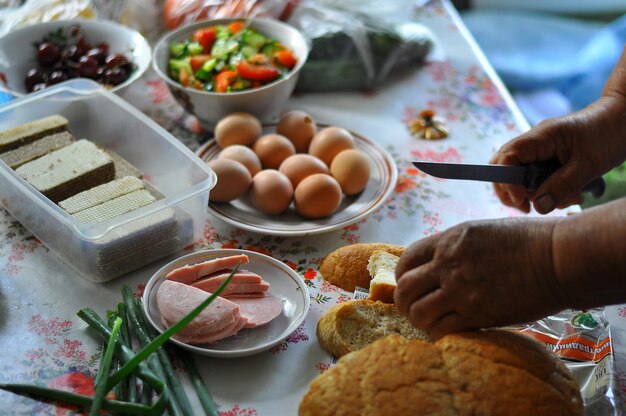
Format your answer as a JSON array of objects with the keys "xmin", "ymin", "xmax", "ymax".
[
  {"xmin": 330, "ymin": 149, "xmax": 371, "ymax": 195},
  {"xmin": 249, "ymin": 169, "xmax": 294, "ymax": 214},
  {"xmin": 218, "ymin": 144, "xmax": 262, "ymax": 177},
  {"xmin": 252, "ymin": 134, "xmax": 296, "ymax": 169},
  {"xmin": 279, "ymin": 154, "xmax": 329, "ymax": 188},
  {"xmin": 276, "ymin": 110, "xmax": 317, "ymax": 153},
  {"xmin": 215, "ymin": 112, "xmax": 262, "ymax": 148},
  {"xmin": 207, "ymin": 159, "xmax": 252, "ymax": 202},
  {"xmin": 308, "ymin": 127, "xmax": 355, "ymax": 165},
  {"xmin": 294, "ymin": 174, "xmax": 342, "ymax": 219}
]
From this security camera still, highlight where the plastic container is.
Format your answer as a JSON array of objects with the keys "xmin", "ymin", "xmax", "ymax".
[{"xmin": 0, "ymin": 79, "xmax": 217, "ymax": 282}]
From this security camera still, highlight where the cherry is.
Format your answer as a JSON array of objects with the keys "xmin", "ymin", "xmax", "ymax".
[
  {"xmin": 105, "ymin": 54, "xmax": 128, "ymax": 69},
  {"xmin": 47, "ymin": 71, "xmax": 68, "ymax": 85},
  {"xmin": 78, "ymin": 56, "xmax": 99, "ymax": 79},
  {"xmin": 24, "ymin": 68, "xmax": 46, "ymax": 90},
  {"xmin": 103, "ymin": 67, "xmax": 128, "ymax": 86},
  {"xmin": 37, "ymin": 42, "xmax": 61, "ymax": 66}
]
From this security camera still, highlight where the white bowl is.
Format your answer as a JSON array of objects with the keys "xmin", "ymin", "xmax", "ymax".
[
  {"xmin": 152, "ymin": 18, "xmax": 309, "ymax": 129},
  {"xmin": 142, "ymin": 249, "xmax": 311, "ymax": 358},
  {"xmin": 0, "ymin": 19, "xmax": 151, "ymax": 96}
]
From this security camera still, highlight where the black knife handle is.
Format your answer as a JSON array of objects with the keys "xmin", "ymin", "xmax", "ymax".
[{"xmin": 525, "ymin": 161, "xmax": 605, "ymax": 198}]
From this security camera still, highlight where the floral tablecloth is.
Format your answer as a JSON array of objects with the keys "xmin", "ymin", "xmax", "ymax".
[{"xmin": 1, "ymin": 1, "xmax": 625, "ymax": 414}]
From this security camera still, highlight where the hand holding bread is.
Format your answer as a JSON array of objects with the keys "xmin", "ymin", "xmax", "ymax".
[{"xmin": 394, "ymin": 218, "xmax": 565, "ymax": 339}]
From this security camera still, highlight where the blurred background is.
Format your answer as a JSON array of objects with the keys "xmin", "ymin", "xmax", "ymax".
[
  {"xmin": 2, "ymin": 0, "xmax": 626, "ymax": 209},
  {"xmin": 453, "ymin": 0, "xmax": 626, "ymax": 209}
]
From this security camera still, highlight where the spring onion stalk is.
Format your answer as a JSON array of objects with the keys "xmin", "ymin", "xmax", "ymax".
[
  {"xmin": 107, "ymin": 266, "xmax": 237, "ymax": 389},
  {"xmin": 117, "ymin": 303, "xmax": 135, "ymax": 404},
  {"xmin": 90, "ymin": 316, "xmax": 122, "ymax": 416},
  {"xmin": 0, "ymin": 384, "xmax": 152, "ymax": 415},
  {"xmin": 122, "ymin": 286, "xmax": 193, "ymax": 416},
  {"xmin": 178, "ymin": 349, "xmax": 218, "ymax": 416},
  {"xmin": 121, "ymin": 286, "xmax": 187, "ymax": 416},
  {"xmin": 77, "ymin": 309, "xmax": 169, "ymax": 414}
]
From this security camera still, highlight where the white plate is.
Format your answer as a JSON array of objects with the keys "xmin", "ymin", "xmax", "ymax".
[
  {"xmin": 197, "ymin": 124, "xmax": 397, "ymax": 236},
  {"xmin": 142, "ymin": 249, "xmax": 310, "ymax": 358}
]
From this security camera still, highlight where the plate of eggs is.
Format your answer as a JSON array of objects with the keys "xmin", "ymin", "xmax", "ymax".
[{"xmin": 197, "ymin": 111, "xmax": 397, "ymax": 236}]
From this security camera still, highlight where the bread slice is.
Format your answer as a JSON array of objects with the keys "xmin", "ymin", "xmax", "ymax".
[
  {"xmin": 367, "ymin": 250, "xmax": 398, "ymax": 303},
  {"xmin": 0, "ymin": 115, "xmax": 69, "ymax": 153},
  {"xmin": 316, "ymin": 300, "xmax": 430, "ymax": 358},
  {"xmin": 300, "ymin": 331, "xmax": 583, "ymax": 416},
  {"xmin": 319, "ymin": 243, "xmax": 405, "ymax": 292}
]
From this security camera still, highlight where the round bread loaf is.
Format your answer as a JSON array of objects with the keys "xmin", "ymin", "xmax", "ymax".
[
  {"xmin": 300, "ymin": 331, "xmax": 583, "ymax": 416},
  {"xmin": 319, "ymin": 243, "xmax": 405, "ymax": 292}
]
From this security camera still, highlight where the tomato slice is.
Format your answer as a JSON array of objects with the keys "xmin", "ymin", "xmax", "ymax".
[
  {"xmin": 274, "ymin": 50, "xmax": 297, "ymax": 69},
  {"xmin": 228, "ymin": 21, "xmax": 246, "ymax": 34},
  {"xmin": 236, "ymin": 61, "xmax": 280, "ymax": 83},
  {"xmin": 215, "ymin": 70, "xmax": 238, "ymax": 92},
  {"xmin": 190, "ymin": 55, "xmax": 213, "ymax": 73},
  {"xmin": 192, "ymin": 27, "xmax": 217, "ymax": 54}
]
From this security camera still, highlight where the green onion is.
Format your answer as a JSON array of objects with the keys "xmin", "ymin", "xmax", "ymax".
[
  {"xmin": 178, "ymin": 349, "xmax": 218, "ymax": 416},
  {"xmin": 0, "ymin": 384, "xmax": 152, "ymax": 415},
  {"xmin": 90, "ymin": 316, "xmax": 122, "ymax": 416},
  {"xmin": 122, "ymin": 285, "xmax": 192, "ymax": 416}
]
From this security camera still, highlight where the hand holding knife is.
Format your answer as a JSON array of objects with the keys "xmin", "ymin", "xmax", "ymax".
[{"xmin": 412, "ymin": 160, "xmax": 605, "ymax": 198}]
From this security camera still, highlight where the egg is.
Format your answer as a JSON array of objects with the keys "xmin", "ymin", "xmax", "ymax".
[
  {"xmin": 279, "ymin": 154, "xmax": 330, "ymax": 188},
  {"xmin": 207, "ymin": 159, "xmax": 252, "ymax": 202},
  {"xmin": 308, "ymin": 127, "xmax": 355, "ymax": 165},
  {"xmin": 276, "ymin": 110, "xmax": 317, "ymax": 153},
  {"xmin": 215, "ymin": 112, "xmax": 262, "ymax": 148},
  {"xmin": 294, "ymin": 174, "xmax": 342, "ymax": 219},
  {"xmin": 252, "ymin": 134, "xmax": 296, "ymax": 169},
  {"xmin": 330, "ymin": 149, "xmax": 371, "ymax": 195},
  {"xmin": 218, "ymin": 144, "xmax": 262, "ymax": 177},
  {"xmin": 249, "ymin": 170, "xmax": 294, "ymax": 214}
]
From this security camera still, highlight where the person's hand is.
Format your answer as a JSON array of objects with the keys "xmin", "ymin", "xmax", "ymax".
[
  {"xmin": 394, "ymin": 218, "xmax": 567, "ymax": 339},
  {"xmin": 490, "ymin": 96, "xmax": 626, "ymax": 214}
]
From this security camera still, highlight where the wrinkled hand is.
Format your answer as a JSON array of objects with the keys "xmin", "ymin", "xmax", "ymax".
[
  {"xmin": 394, "ymin": 218, "xmax": 567, "ymax": 339},
  {"xmin": 490, "ymin": 97, "xmax": 626, "ymax": 214}
]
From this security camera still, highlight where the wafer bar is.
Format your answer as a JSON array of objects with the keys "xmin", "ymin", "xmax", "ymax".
[
  {"xmin": 0, "ymin": 115, "xmax": 69, "ymax": 153},
  {"xmin": 73, "ymin": 189, "xmax": 156, "ymax": 224},
  {"xmin": 104, "ymin": 149, "xmax": 144, "ymax": 179},
  {"xmin": 59, "ymin": 176, "xmax": 145, "ymax": 214},
  {"xmin": 0, "ymin": 131, "xmax": 74, "ymax": 169},
  {"xmin": 15, "ymin": 139, "xmax": 114, "ymax": 203}
]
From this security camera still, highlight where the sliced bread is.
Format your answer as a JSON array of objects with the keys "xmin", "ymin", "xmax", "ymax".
[
  {"xmin": 319, "ymin": 243, "xmax": 405, "ymax": 292},
  {"xmin": 367, "ymin": 250, "xmax": 398, "ymax": 303},
  {"xmin": 316, "ymin": 299, "xmax": 430, "ymax": 358}
]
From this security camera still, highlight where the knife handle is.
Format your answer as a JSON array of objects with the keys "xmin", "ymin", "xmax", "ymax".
[{"xmin": 525, "ymin": 162, "xmax": 605, "ymax": 198}]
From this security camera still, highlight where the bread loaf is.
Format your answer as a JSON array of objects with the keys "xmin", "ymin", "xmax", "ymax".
[
  {"xmin": 319, "ymin": 243, "xmax": 405, "ymax": 292},
  {"xmin": 316, "ymin": 300, "xmax": 429, "ymax": 358},
  {"xmin": 300, "ymin": 331, "xmax": 583, "ymax": 416},
  {"xmin": 367, "ymin": 250, "xmax": 398, "ymax": 303}
]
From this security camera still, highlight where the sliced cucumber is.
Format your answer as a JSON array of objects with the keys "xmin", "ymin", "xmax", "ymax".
[
  {"xmin": 211, "ymin": 38, "xmax": 239, "ymax": 59},
  {"xmin": 169, "ymin": 58, "xmax": 193, "ymax": 76},
  {"xmin": 169, "ymin": 42, "xmax": 187, "ymax": 57},
  {"xmin": 241, "ymin": 45, "xmax": 258, "ymax": 59},
  {"xmin": 187, "ymin": 41, "xmax": 204, "ymax": 56},
  {"xmin": 242, "ymin": 30, "xmax": 267, "ymax": 49},
  {"xmin": 195, "ymin": 58, "xmax": 217, "ymax": 81}
]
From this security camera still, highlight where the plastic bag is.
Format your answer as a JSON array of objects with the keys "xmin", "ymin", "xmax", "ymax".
[
  {"xmin": 0, "ymin": 0, "xmax": 97, "ymax": 36},
  {"xmin": 514, "ymin": 309, "xmax": 623, "ymax": 415},
  {"xmin": 286, "ymin": 0, "xmax": 435, "ymax": 92},
  {"xmin": 162, "ymin": 0, "xmax": 292, "ymax": 29}
]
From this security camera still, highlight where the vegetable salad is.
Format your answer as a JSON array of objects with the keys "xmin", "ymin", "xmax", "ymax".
[{"xmin": 168, "ymin": 21, "xmax": 297, "ymax": 93}]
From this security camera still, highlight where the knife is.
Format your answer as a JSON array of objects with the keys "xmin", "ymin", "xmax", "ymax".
[{"xmin": 412, "ymin": 161, "xmax": 606, "ymax": 198}]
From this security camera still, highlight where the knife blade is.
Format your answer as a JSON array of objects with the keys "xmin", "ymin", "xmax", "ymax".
[{"xmin": 412, "ymin": 161, "xmax": 605, "ymax": 198}]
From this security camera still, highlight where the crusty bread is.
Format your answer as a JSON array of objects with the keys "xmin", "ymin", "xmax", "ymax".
[
  {"xmin": 319, "ymin": 243, "xmax": 405, "ymax": 292},
  {"xmin": 300, "ymin": 331, "xmax": 583, "ymax": 416},
  {"xmin": 367, "ymin": 250, "xmax": 398, "ymax": 303},
  {"xmin": 316, "ymin": 300, "xmax": 430, "ymax": 358}
]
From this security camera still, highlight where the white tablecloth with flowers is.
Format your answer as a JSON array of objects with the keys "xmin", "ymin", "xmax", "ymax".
[{"xmin": 2, "ymin": 1, "xmax": 625, "ymax": 414}]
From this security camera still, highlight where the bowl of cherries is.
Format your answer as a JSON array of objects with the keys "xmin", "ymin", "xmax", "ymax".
[{"xmin": 0, "ymin": 19, "xmax": 151, "ymax": 96}]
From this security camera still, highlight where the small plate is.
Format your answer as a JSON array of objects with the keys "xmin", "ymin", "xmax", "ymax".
[
  {"xmin": 197, "ymin": 124, "xmax": 397, "ymax": 236},
  {"xmin": 142, "ymin": 249, "xmax": 310, "ymax": 358}
]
